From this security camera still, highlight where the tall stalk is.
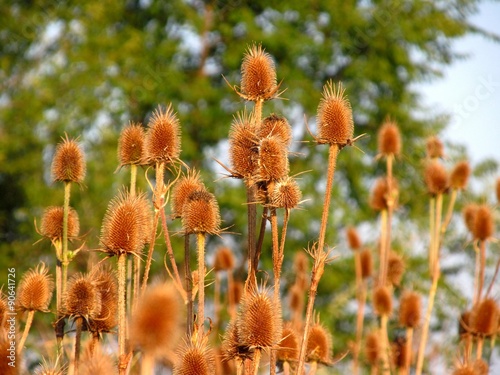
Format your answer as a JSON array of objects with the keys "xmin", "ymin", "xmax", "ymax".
[
  {"xmin": 117, "ymin": 253, "xmax": 127, "ymax": 375},
  {"xmin": 197, "ymin": 232, "xmax": 206, "ymax": 330}
]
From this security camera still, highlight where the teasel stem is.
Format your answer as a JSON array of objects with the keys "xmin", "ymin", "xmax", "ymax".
[
  {"xmin": 254, "ymin": 99, "xmax": 263, "ymax": 125},
  {"xmin": 428, "ymin": 197, "xmax": 435, "ymax": 273},
  {"xmin": 309, "ymin": 361, "xmax": 318, "ymax": 375},
  {"xmin": 129, "ymin": 164, "xmax": 137, "ymax": 311},
  {"xmin": 378, "ymin": 208, "xmax": 388, "ymax": 286},
  {"xmin": 353, "ymin": 250, "xmax": 365, "ymax": 375},
  {"xmin": 380, "ymin": 315, "xmax": 390, "ymax": 375},
  {"xmin": 382, "ymin": 154, "xmax": 395, "ymax": 286},
  {"xmin": 246, "ymin": 184, "xmax": 257, "ymax": 287},
  {"xmin": 17, "ymin": 310, "xmax": 34, "ymax": 355},
  {"xmin": 254, "ymin": 206, "xmax": 269, "ymax": 273},
  {"xmin": 432, "ymin": 193, "xmax": 443, "ymax": 278},
  {"xmin": 185, "ymin": 234, "xmax": 193, "ymax": 335},
  {"xmin": 404, "ymin": 327, "xmax": 414, "ymax": 375},
  {"xmin": 118, "ymin": 253, "xmax": 127, "ymax": 374},
  {"xmin": 252, "ymin": 348, "xmax": 262, "ymax": 375},
  {"xmin": 477, "ymin": 240, "xmax": 487, "ymax": 304},
  {"xmin": 283, "ymin": 361, "xmax": 291, "ymax": 375},
  {"xmin": 476, "ymin": 336, "xmax": 484, "ymax": 360},
  {"xmin": 228, "ymin": 268, "xmax": 236, "ymax": 319},
  {"xmin": 214, "ymin": 269, "xmax": 221, "ymax": 330},
  {"xmin": 130, "ymin": 164, "xmax": 137, "ymax": 197},
  {"xmin": 62, "ymin": 181, "xmax": 71, "ymax": 298},
  {"xmin": 197, "ymin": 232, "xmax": 206, "ymax": 331},
  {"xmin": 72, "ymin": 316, "xmax": 83, "ymax": 375},
  {"xmin": 54, "ymin": 239, "xmax": 64, "ymax": 351},
  {"xmin": 141, "ymin": 209, "xmax": 160, "ymax": 294},
  {"xmin": 441, "ymin": 188, "xmax": 457, "ymax": 234},
  {"xmin": 141, "ymin": 353, "xmax": 155, "ymax": 375}
]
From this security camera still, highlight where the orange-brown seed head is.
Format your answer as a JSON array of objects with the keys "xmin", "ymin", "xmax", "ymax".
[
  {"xmin": 472, "ymin": 204, "xmax": 494, "ymax": 241},
  {"xmin": 87, "ymin": 268, "xmax": 118, "ymax": 333},
  {"xmin": 257, "ymin": 136, "xmax": 289, "ymax": 182},
  {"xmin": 213, "ymin": 247, "xmax": 235, "ymax": 272},
  {"xmin": 171, "ymin": 169, "xmax": 206, "ymax": 219},
  {"xmin": 426, "ymin": 136, "xmax": 444, "ymax": 159},
  {"xmin": 470, "ymin": 298, "xmax": 499, "ymax": 336},
  {"xmin": 17, "ymin": 263, "xmax": 54, "ymax": 312},
  {"xmin": 174, "ymin": 336, "xmax": 216, "ymax": 375},
  {"xmin": 360, "ymin": 249, "xmax": 373, "ymax": 279},
  {"xmin": 65, "ymin": 273, "xmax": 101, "ymax": 319},
  {"xmin": 378, "ymin": 119, "xmax": 402, "ymax": 156},
  {"xmin": 424, "ymin": 160, "xmax": 448, "ymax": 195},
  {"xmin": 51, "ymin": 135, "xmax": 86, "ymax": 183},
  {"xmin": 182, "ymin": 190, "xmax": 221, "ymax": 235},
  {"xmin": 118, "ymin": 122, "xmax": 146, "ymax": 166},
  {"xmin": 306, "ymin": 320, "xmax": 333, "ymax": 364},
  {"xmin": 277, "ymin": 323, "xmax": 299, "ymax": 362},
  {"xmin": 145, "ymin": 104, "xmax": 181, "ymax": 165},
  {"xmin": 399, "ymin": 290, "xmax": 421, "ymax": 328},
  {"xmin": 391, "ymin": 336, "xmax": 407, "ymax": 369},
  {"xmin": 369, "ymin": 177, "xmax": 398, "ymax": 211},
  {"xmin": 259, "ymin": 114, "xmax": 292, "ymax": 146},
  {"xmin": 240, "ymin": 44, "xmax": 278, "ymax": 102},
  {"xmin": 269, "ymin": 176, "xmax": 302, "ymax": 209},
  {"xmin": 365, "ymin": 331, "xmax": 380, "ymax": 366},
  {"xmin": 462, "ymin": 204, "xmax": 478, "ymax": 234},
  {"xmin": 228, "ymin": 111, "xmax": 259, "ymax": 180},
  {"xmin": 450, "ymin": 161, "xmax": 471, "ymax": 190},
  {"xmin": 373, "ymin": 286, "xmax": 393, "ymax": 316},
  {"xmin": 387, "ymin": 252, "xmax": 405, "ymax": 287},
  {"xmin": 346, "ymin": 226, "xmax": 362, "ymax": 251},
  {"xmin": 40, "ymin": 206, "xmax": 80, "ymax": 241},
  {"xmin": 496, "ymin": 177, "xmax": 500, "ymax": 204}
]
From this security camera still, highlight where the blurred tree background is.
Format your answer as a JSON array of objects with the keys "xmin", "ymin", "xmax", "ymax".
[{"xmin": 1, "ymin": 0, "xmax": 499, "ymax": 366}]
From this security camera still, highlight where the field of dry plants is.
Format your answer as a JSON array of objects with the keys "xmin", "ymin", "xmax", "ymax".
[{"xmin": 1, "ymin": 44, "xmax": 499, "ymax": 375}]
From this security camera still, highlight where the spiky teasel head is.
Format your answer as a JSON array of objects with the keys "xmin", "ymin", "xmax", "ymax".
[
  {"xmin": 259, "ymin": 114, "xmax": 292, "ymax": 146},
  {"xmin": 387, "ymin": 252, "xmax": 405, "ymax": 287},
  {"xmin": 470, "ymin": 298, "xmax": 499, "ymax": 336},
  {"xmin": 87, "ymin": 267, "xmax": 118, "ymax": 334},
  {"xmin": 269, "ymin": 176, "xmax": 302, "ymax": 209},
  {"xmin": 316, "ymin": 81, "xmax": 354, "ymax": 146},
  {"xmin": 173, "ymin": 334, "xmax": 216, "ymax": 375},
  {"xmin": 360, "ymin": 249, "xmax": 373, "ymax": 279},
  {"xmin": 377, "ymin": 119, "xmax": 401, "ymax": 157},
  {"xmin": 306, "ymin": 317, "xmax": 333, "ymax": 365},
  {"xmin": 79, "ymin": 343, "xmax": 116, "ymax": 375},
  {"xmin": 51, "ymin": 134, "xmax": 86, "ymax": 183},
  {"xmin": 472, "ymin": 359, "xmax": 488, "ymax": 375},
  {"xmin": 426, "ymin": 136, "xmax": 444, "ymax": 159},
  {"xmin": 391, "ymin": 336, "xmax": 407, "ymax": 369},
  {"xmin": 472, "ymin": 204, "xmax": 494, "ymax": 241},
  {"xmin": 424, "ymin": 160, "xmax": 448, "ymax": 195},
  {"xmin": 118, "ymin": 122, "xmax": 146, "ymax": 166},
  {"xmin": 346, "ymin": 226, "xmax": 362, "ymax": 251},
  {"xmin": 100, "ymin": 191, "xmax": 152, "ymax": 256},
  {"xmin": 40, "ymin": 206, "xmax": 80, "ymax": 241},
  {"xmin": 171, "ymin": 169, "xmax": 206, "ymax": 219},
  {"xmin": 33, "ymin": 357, "xmax": 66, "ymax": 375},
  {"xmin": 239, "ymin": 43, "xmax": 279, "ymax": 102},
  {"xmin": 452, "ymin": 364, "xmax": 478, "ymax": 375},
  {"xmin": 182, "ymin": 190, "xmax": 221, "ymax": 235},
  {"xmin": 450, "ymin": 161, "xmax": 471, "ymax": 190},
  {"xmin": 257, "ymin": 135, "xmax": 289, "ymax": 182},
  {"xmin": 130, "ymin": 282, "xmax": 183, "ymax": 358},
  {"xmin": 277, "ymin": 322, "xmax": 299, "ymax": 363},
  {"xmin": 228, "ymin": 110, "xmax": 259, "ymax": 181},
  {"xmin": 369, "ymin": 177, "xmax": 398, "ymax": 211},
  {"xmin": 288, "ymin": 284, "xmax": 304, "ymax": 315},
  {"xmin": 64, "ymin": 272, "xmax": 101, "ymax": 320},
  {"xmin": 373, "ymin": 285, "xmax": 393, "ymax": 316},
  {"xmin": 221, "ymin": 319, "xmax": 253, "ymax": 363},
  {"xmin": 462, "ymin": 204, "xmax": 478, "ymax": 234},
  {"xmin": 213, "ymin": 246, "xmax": 235, "ymax": 272},
  {"xmin": 364, "ymin": 331, "xmax": 380, "ymax": 366},
  {"xmin": 399, "ymin": 290, "xmax": 421, "ymax": 328},
  {"xmin": 144, "ymin": 104, "xmax": 181, "ymax": 165},
  {"xmin": 17, "ymin": 263, "xmax": 54, "ymax": 313}
]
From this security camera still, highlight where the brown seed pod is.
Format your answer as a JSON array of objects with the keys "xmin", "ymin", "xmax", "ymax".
[
  {"xmin": 257, "ymin": 136, "xmax": 289, "ymax": 182},
  {"xmin": 387, "ymin": 252, "xmax": 405, "ymax": 287},
  {"xmin": 373, "ymin": 285, "xmax": 393, "ymax": 316},
  {"xmin": 316, "ymin": 81, "xmax": 354, "ymax": 146},
  {"xmin": 40, "ymin": 206, "xmax": 80, "ymax": 241},
  {"xmin": 118, "ymin": 122, "xmax": 146, "ymax": 166},
  {"xmin": 473, "ymin": 358, "xmax": 489, "ymax": 375},
  {"xmin": 259, "ymin": 114, "xmax": 292, "ymax": 146},
  {"xmin": 269, "ymin": 176, "xmax": 302, "ymax": 209},
  {"xmin": 277, "ymin": 323, "xmax": 300, "ymax": 363},
  {"xmin": 360, "ymin": 249, "xmax": 373, "ymax": 279},
  {"xmin": 100, "ymin": 191, "xmax": 152, "ymax": 256},
  {"xmin": 230, "ymin": 280, "xmax": 244, "ymax": 305},
  {"xmin": 51, "ymin": 134, "xmax": 86, "ymax": 183},
  {"xmin": 87, "ymin": 268, "xmax": 118, "ymax": 334},
  {"xmin": 145, "ymin": 104, "xmax": 181, "ymax": 165},
  {"xmin": 65, "ymin": 273, "xmax": 101, "ymax": 319},
  {"xmin": 79, "ymin": 344, "xmax": 116, "ymax": 375},
  {"xmin": 130, "ymin": 282, "xmax": 183, "ymax": 357},
  {"xmin": 399, "ymin": 291, "xmax": 422, "ymax": 328},
  {"xmin": 288, "ymin": 284, "xmax": 304, "ymax": 315},
  {"xmin": 17, "ymin": 263, "xmax": 54, "ymax": 312},
  {"xmin": 221, "ymin": 319, "xmax": 253, "ymax": 362},
  {"xmin": 240, "ymin": 44, "xmax": 278, "ymax": 102},
  {"xmin": 228, "ymin": 111, "xmax": 259, "ymax": 180},
  {"xmin": 391, "ymin": 336, "xmax": 407, "ymax": 369},
  {"xmin": 369, "ymin": 177, "xmax": 398, "ymax": 211},
  {"xmin": 171, "ymin": 169, "xmax": 206, "ymax": 219},
  {"xmin": 424, "ymin": 160, "xmax": 448, "ymax": 195},
  {"xmin": 378, "ymin": 119, "xmax": 402, "ymax": 156},
  {"xmin": 346, "ymin": 226, "xmax": 362, "ymax": 251},
  {"xmin": 306, "ymin": 320, "xmax": 333, "ymax": 364},
  {"xmin": 470, "ymin": 298, "xmax": 499, "ymax": 336},
  {"xmin": 426, "ymin": 136, "xmax": 444, "ymax": 159},
  {"xmin": 472, "ymin": 204, "xmax": 494, "ymax": 241},
  {"xmin": 213, "ymin": 246, "xmax": 235, "ymax": 272},
  {"xmin": 364, "ymin": 331, "xmax": 380, "ymax": 366},
  {"xmin": 449, "ymin": 161, "xmax": 471, "ymax": 190},
  {"xmin": 462, "ymin": 204, "xmax": 478, "ymax": 234},
  {"xmin": 182, "ymin": 190, "xmax": 221, "ymax": 235},
  {"xmin": 174, "ymin": 335, "xmax": 216, "ymax": 375}
]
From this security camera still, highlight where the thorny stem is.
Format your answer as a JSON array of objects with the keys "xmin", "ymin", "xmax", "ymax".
[
  {"xmin": 405, "ymin": 327, "xmax": 414, "ymax": 375},
  {"xmin": 17, "ymin": 310, "xmax": 35, "ymax": 355},
  {"xmin": 73, "ymin": 317, "xmax": 83, "ymax": 375},
  {"xmin": 254, "ymin": 206, "xmax": 269, "ymax": 273},
  {"xmin": 246, "ymin": 184, "xmax": 258, "ymax": 287},
  {"xmin": 378, "ymin": 209, "xmax": 388, "ymax": 286},
  {"xmin": 380, "ymin": 314, "xmax": 390, "ymax": 375},
  {"xmin": 118, "ymin": 253, "xmax": 128, "ymax": 374},
  {"xmin": 62, "ymin": 181, "xmax": 71, "ymax": 298},
  {"xmin": 197, "ymin": 232, "xmax": 206, "ymax": 331},
  {"xmin": 141, "ymin": 352, "xmax": 155, "ymax": 375},
  {"xmin": 477, "ymin": 240, "xmax": 486, "ymax": 304},
  {"xmin": 252, "ymin": 348, "xmax": 262, "ymax": 375},
  {"xmin": 185, "ymin": 234, "xmax": 193, "ymax": 336},
  {"xmin": 441, "ymin": 188, "xmax": 457, "ymax": 234},
  {"xmin": 433, "ymin": 193, "xmax": 443, "ymax": 279},
  {"xmin": 141, "ymin": 209, "xmax": 160, "ymax": 294},
  {"xmin": 382, "ymin": 154, "xmax": 395, "ymax": 286},
  {"xmin": 160, "ymin": 207, "xmax": 185, "ymax": 298},
  {"xmin": 54, "ymin": 239, "xmax": 64, "ymax": 352},
  {"xmin": 476, "ymin": 337, "xmax": 484, "ymax": 360},
  {"xmin": 429, "ymin": 197, "xmax": 436, "ymax": 273}
]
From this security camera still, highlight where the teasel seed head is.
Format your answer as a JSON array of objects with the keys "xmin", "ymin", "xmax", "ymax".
[
  {"xmin": 259, "ymin": 114, "xmax": 292, "ymax": 146},
  {"xmin": 64, "ymin": 272, "xmax": 101, "ymax": 319},
  {"xmin": 452, "ymin": 364, "xmax": 477, "ymax": 375},
  {"xmin": 182, "ymin": 190, "xmax": 221, "ymax": 235},
  {"xmin": 79, "ymin": 344, "xmax": 116, "ymax": 375},
  {"xmin": 171, "ymin": 169, "xmax": 206, "ymax": 219},
  {"xmin": 277, "ymin": 323, "xmax": 299, "ymax": 363},
  {"xmin": 17, "ymin": 263, "xmax": 54, "ymax": 313},
  {"xmin": 378, "ymin": 119, "xmax": 402, "ymax": 156},
  {"xmin": 118, "ymin": 122, "xmax": 146, "ymax": 166},
  {"xmin": 316, "ymin": 81, "xmax": 354, "ymax": 146},
  {"xmin": 221, "ymin": 319, "xmax": 253, "ymax": 363},
  {"xmin": 87, "ymin": 267, "xmax": 118, "ymax": 334},
  {"xmin": 306, "ymin": 319, "xmax": 333, "ymax": 365},
  {"xmin": 240, "ymin": 43, "xmax": 279, "ymax": 102},
  {"xmin": 289, "ymin": 284, "xmax": 304, "ymax": 315},
  {"xmin": 391, "ymin": 336, "xmax": 407, "ymax": 369},
  {"xmin": 346, "ymin": 226, "xmax": 362, "ymax": 251},
  {"xmin": 450, "ymin": 161, "xmax": 471, "ymax": 190},
  {"xmin": 364, "ymin": 331, "xmax": 380, "ymax": 366},
  {"xmin": 41, "ymin": 206, "xmax": 80, "ymax": 241},
  {"xmin": 100, "ymin": 191, "xmax": 152, "ymax": 256},
  {"xmin": 145, "ymin": 104, "xmax": 181, "ymax": 165},
  {"xmin": 472, "ymin": 204, "xmax": 494, "ymax": 241},
  {"xmin": 462, "ymin": 204, "xmax": 478, "ymax": 234},
  {"xmin": 424, "ymin": 160, "xmax": 448, "ymax": 195},
  {"xmin": 33, "ymin": 358, "xmax": 66, "ymax": 375},
  {"xmin": 473, "ymin": 359, "xmax": 489, "ymax": 375},
  {"xmin": 369, "ymin": 177, "xmax": 398, "ymax": 211},
  {"xmin": 228, "ymin": 110, "xmax": 259, "ymax": 181},
  {"xmin": 426, "ymin": 136, "xmax": 444, "ymax": 159},
  {"xmin": 231, "ymin": 280, "xmax": 244, "ymax": 305},
  {"xmin": 213, "ymin": 246, "xmax": 235, "ymax": 272},
  {"xmin": 470, "ymin": 298, "xmax": 499, "ymax": 336},
  {"xmin": 373, "ymin": 285, "xmax": 393, "ymax": 316},
  {"xmin": 399, "ymin": 290, "xmax": 421, "ymax": 328},
  {"xmin": 269, "ymin": 176, "xmax": 302, "ymax": 209},
  {"xmin": 387, "ymin": 252, "xmax": 405, "ymax": 287},
  {"xmin": 173, "ymin": 335, "xmax": 216, "ymax": 375},
  {"xmin": 257, "ymin": 136, "xmax": 289, "ymax": 182},
  {"xmin": 130, "ymin": 282, "xmax": 183, "ymax": 357},
  {"xmin": 360, "ymin": 249, "xmax": 373, "ymax": 279},
  {"xmin": 51, "ymin": 134, "xmax": 86, "ymax": 183}
]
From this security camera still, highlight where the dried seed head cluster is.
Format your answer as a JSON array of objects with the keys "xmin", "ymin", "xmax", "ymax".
[
  {"xmin": 364, "ymin": 331, "xmax": 380, "ymax": 366},
  {"xmin": 277, "ymin": 323, "xmax": 299, "ymax": 363},
  {"xmin": 257, "ymin": 136, "xmax": 289, "ymax": 182},
  {"xmin": 399, "ymin": 290, "xmax": 422, "ymax": 328},
  {"xmin": 316, "ymin": 81, "xmax": 354, "ymax": 146},
  {"xmin": 378, "ymin": 119, "xmax": 402, "ymax": 156},
  {"xmin": 171, "ymin": 169, "xmax": 206, "ymax": 219},
  {"xmin": 145, "ymin": 104, "xmax": 181, "ymax": 165},
  {"xmin": 182, "ymin": 190, "xmax": 221, "ymax": 235},
  {"xmin": 426, "ymin": 136, "xmax": 444, "ymax": 159},
  {"xmin": 64, "ymin": 273, "xmax": 101, "ymax": 319},
  {"xmin": 118, "ymin": 122, "xmax": 146, "ymax": 166},
  {"xmin": 306, "ymin": 320, "xmax": 333, "ymax": 364},
  {"xmin": 373, "ymin": 285, "xmax": 393, "ymax": 316},
  {"xmin": 346, "ymin": 226, "xmax": 362, "ymax": 251},
  {"xmin": 100, "ymin": 191, "xmax": 152, "ymax": 256},
  {"xmin": 472, "ymin": 204, "xmax": 494, "ymax": 241},
  {"xmin": 269, "ymin": 176, "xmax": 302, "ymax": 209},
  {"xmin": 424, "ymin": 160, "xmax": 448, "ymax": 195},
  {"xmin": 213, "ymin": 246, "xmax": 235, "ymax": 272},
  {"xmin": 17, "ymin": 263, "xmax": 54, "ymax": 312},
  {"xmin": 228, "ymin": 111, "xmax": 259, "ymax": 180},
  {"xmin": 391, "ymin": 336, "xmax": 408, "ymax": 369},
  {"xmin": 387, "ymin": 252, "xmax": 405, "ymax": 286},
  {"xmin": 79, "ymin": 345, "xmax": 116, "ymax": 375},
  {"xmin": 470, "ymin": 298, "xmax": 498, "ymax": 336},
  {"xmin": 369, "ymin": 177, "xmax": 398, "ymax": 211},
  {"xmin": 51, "ymin": 135, "xmax": 86, "ymax": 183},
  {"xmin": 87, "ymin": 268, "xmax": 118, "ymax": 333},
  {"xmin": 462, "ymin": 204, "xmax": 478, "ymax": 234},
  {"xmin": 173, "ymin": 336, "xmax": 216, "ymax": 375},
  {"xmin": 240, "ymin": 44, "xmax": 278, "ymax": 102},
  {"xmin": 221, "ymin": 319, "xmax": 253, "ymax": 363},
  {"xmin": 259, "ymin": 114, "xmax": 292, "ymax": 146},
  {"xmin": 450, "ymin": 161, "xmax": 471, "ymax": 190},
  {"xmin": 360, "ymin": 249, "xmax": 373, "ymax": 279},
  {"xmin": 40, "ymin": 206, "xmax": 80, "ymax": 241}
]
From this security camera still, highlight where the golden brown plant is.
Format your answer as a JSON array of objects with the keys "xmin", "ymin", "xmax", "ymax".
[
  {"xmin": 424, "ymin": 160, "xmax": 448, "ymax": 195},
  {"xmin": 80, "ymin": 344, "xmax": 117, "ymax": 375},
  {"xmin": 306, "ymin": 319, "xmax": 333, "ymax": 365},
  {"xmin": 259, "ymin": 114, "xmax": 292, "ymax": 146},
  {"xmin": 277, "ymin": 323, "xmax": 300, "ymax": 364},
  {"xmin": 87, "ymin": 268, "xmax": 118, "ymax": 335},
  {"xmin": 182, "ymin": 190, "xmax": 221, "ymax": 235},
  {"xmin": 496, "ymin": 177, "xmax": 500, "ymax": 203},
  {"xmin": 425, "ymin": 136, "xmax": 444, "ymax": 159},
  {"xmin": 387, "ymin": 252, "xmax": 405, "ymax": 287},
  {"xmin": 173, "ymin": 334, "xmax": 216, "ymax": 375},
  {"xmin": 17, "ymin": 263, "xmax": 54, "ymax": 313},
  {"xmin": 472, "ymin": 204, "xmax": 494, "ymax": 241},
  {"xmin": 373, "ymin": 286, "xmax": 393, "ymax": 317},
  {"xmin": 399, "ymin": 291, "xmax": 422, "ymax": 329},
  {"xmin": 269, "ymin": 176, "xmax": 302, "ymax": 209},
  {"xmin": 144, "ymin": 104, "xmax": 181, "ymax": 165},
  {"xmin": 118, "ymin": 122, "xmax": 146, "ymax": 166},
  {"xmin": 450, "ymin": 161, "xmax": 471, "ymax": 190},
  {"xmin": 213, "ymin": 246, "xmax": 235, "ymax": 272},
  {"xmin": 360, "ymin": 249, "xmax": 373, "ymax": 279},
  {"xmin": 65, "ymin": 273, "xmax": 101, "ymax": 319},
  {"xmin": 171, "ymin": 169, "xmax": 206, "ymax": 219},
  {"xmin": 378, "ymin": 119, "xmax": 402, "ymax": 156},
  {"xmin": 470, "ymin": 298, "xmax": 498, "ymax": 336},
  {"xmin": 346, "ymin": 226, "xmax": 362, "ymax": 251},
  {"xmin": 370, "ymin": 177, "xmax": 398, "ymax": 211},
  {"xmin": 40, "ymin": 206, "xmax": 80, "ymax": 241},
  {"xmin": 364, "ymin": 331, "xmax": 380, "ymax": 367},
  {"xmin": 462, "ymin": 204, "xmax": 479, "ymax": 234},
  {"xmin": 228, "ymin": 110, "xmax": 259, "ymax": 181},
  {"xmin": 51, "ymin": 134, "xmax": 86, "ymax": 183},
  {"xmin": 257, "ymin": 136, "xmax": 289, "ymax": 182}
]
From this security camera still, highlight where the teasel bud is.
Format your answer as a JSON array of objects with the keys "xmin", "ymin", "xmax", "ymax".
[
  {"xmin": 79, "ymin": 344, "xmax": 116, "ymax": 375},
  {"xmin": 450, "ymin": 161, "xmax": 471, "ymax": 190},
  {"xmin": 306, "ymin": 319, "xmax": 333, "ymax": 365},
  {"xmin": 378, "ymin": 119, "xmax": 401, "ymax": 156},
  {"xmin": 51, "ymin": 134, "xmax": 86, "ymax": 183},
  {"xmin": 462, "ymin": 204, "xmax": 478, "ymax": 234},
  {"xmin": 173, "ymin": 335, "xmax": 216, "ymax": 375},
  {"xmin": 426, "ymin": 136, "xmax": 444, "ymax": 159},
  {"xmin": 373, "ymin": 285, "xmax": 393, "ymax": 316},
  {"xmin": 364, "ymin": 331, "xmax": 380, "ymax": 366},
  {"xmin": 40, "ymin": 206, "xmax": 80, "ymax": 241},
  {"xmin": 228, "ymin": 110, "xmax": 259, "ymax": 180},
  {"xmin": 17, "ymin": 263, "xmax": 54, "ymax": 313},
  {"xmin": 470, "ymin": 298, "xmax": 499, "ymax": 336},
  {"xmin": 130, "ymin": 282, "xmax": 183, "ymax": 357},
  {"xmin": 269, "ymin": 176, "xmax": 302, "ymax": 209},
  {"xmin": 391, "ymin": 336, "xmax": 408, "ymax": 369},
  {"xmin": 65, "ymin": 273, "xmax": 101, "ymax": 320},
  {"xmin": 182, "ymin": 190, "xmax": 221, "ymax": 235},
  {"xmin": 360, "ymin": 249, "xmax": 373, "ymax": 279},
  {"xmin": 87, "ymin": 268, "xmax": 118, "ymax": 334},
  {"xmin": 277, "ymin": 323, "xmax": 300, "ymax": 363},
  {"xmin": 472, "ymin": 204, "xmax": 494, "ymax": 241},
  {"xmin": 316, "ymin": 81, "xmax": 354, "ymax": 146},
  {"xmin": 346, "ymin": 226, "xmax": 362, "ymax": 251},
  {"xmin": 257, "ymin": 135, "xmax": 289, "ymax": 182},
  {"xmin": 239, "ymin": 43, "xmax": 279, "ymax": 102},
  {"xmin": 259, "ymin": 114, "xmax": 292, "ymax": 146},
  {"xmin": 100, "ymin": 191, "xmax": 152, "ymax": 256},
  {"xmin": 369, "ymin": 177, "xmax": 398, "ymax": 211},
  {"xmin": 213, "ymin": 246, "xmax": 235, "ymax": 272},
  {"xmin": 424, "ymin": 160, "xmax": 448, "ymax": 195},
  {"xmin": 171, "ymin": 169, "xmax": 206, "ymax": 219},
  {"xmin": 399, "ymin": 291, "xmax": 421, "ymax": 328},
  {"xmin": 387, "ymin": 252, "xmax": 405, "ymax": 287},
  {"xmin": 144, "ymin": 104, "xmax": 181, "ymax": 165}
]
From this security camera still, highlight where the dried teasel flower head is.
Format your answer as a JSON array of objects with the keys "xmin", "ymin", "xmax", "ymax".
[
  {"xmin": 470, "ymin": 298, "xmax": 499, "ymax": 336},
  {"xmin": 87, "ymin": 268, "xmax": 118, "ymax": 334},
  {"xmin": 452, "ymin": 364, "xmax": 477, "ymax": 375},
  {"xmin": 118, "ymin": 122, "xmax": 146, "ymax": 166},
  {"xmin": 288, "ymin": 284, "xmax": 304, "ymax": 315},
  {"xmin": 213, "ymin": 246, "xmax": 235, "ymax": 272},
  {"xmin": 277, "ymin": 323, "xmax": 299, "ymax": 363},
  {"xmin": 462, "ymin": 204, "xmax": 478, "ymax": 234},
  {"xmin": 33, "ymin": 357, "xmax": 66, "ymax": 375},
  {"xmin": 269, "ymin": 176, "xmax": 302, "ymax": 209},
  {"xmin": 40, "ymin": 206, "xmax": 80, "ymax": 241},
  {"xmin": 373, "ymin": 285, "xmax": 393, "ymax": 316},
  {"xmin": 231, "ymin": 280, "xmax": 244, "ymax": 305},
  {"xmin": 17, "ymin": 263, "xmax": 54, "ymax": 312},
  {"xmin": 100, "ymin": 191, "xmax": 152, "ymax": 256},
  {"xmin": 259, "ymin": 114, "xmax": 292, "ymax": 146},
  {"xmin": 426, "ymin": 136, "xmax": 444, "ymax": 159},
  {"xmin": 173, "ymin": 334, "xmax": 216, "ymax": 375},
  {"xmin": 346, "ymin": 226, "xmax": 362, "ymax": 251},
  {"xmin": 450, "ymin": 161, "xmax": 471, "ymax": 190},
  {"xmin": 316, "ymin": 81, "xmax": 354, "ymax": 146},
  {"xmin": 64, "ymin": 273, "xmax": 101, "ymax": 319},
  {"xmin": 399, "ymin": 290, "xmax": 422, "ymax": 328},
  {"xmin": 171, "ymin": 169, "xmax": 206, "ymax": 219},
  {"xmin": 239, "ymin": 44, "xmax": 279, "ymax": 102},
  {"xmin": 0, "ymin": 293, "xmax": 7, "ymax": 326},
  {"xmin": 221, "ymin": 319, "xmax": 253, "ymax": 363},
  {"xmin": 387, "ymin": 252, "xmax": 405, "ymax": 287},
  {"xmin": 182, "ymin": 190, "xmax": 221, "ymax": 235},
  {"xmin": 364, "ymin": 331, "xmax": 380, "ymax": 366},
  {"xmin": 79, "ymin": 343, "xmax": 116, "ymax": 375},
  {"xmin": 424, "ymin": 160, "xmax": 448, "ymax": 195},
  {"xmin": 145, "ymin": 104, "xmax": 181, "ymax": 165},
  {"xmin": 228, "ymin": 110, "xmax": 259, "ymax": 181},
  {"xmin": 369, "ymin": 177, "xmax": 398, "ymax": 211},
  {"xmin": 472, "ymin": 358, "xmax": 489, "ymax": 375},
  {"xmin": 257, "ymin": 135, "xmax": 289, "ymax": 182},
  {"xmin": 377, "ymin": 118, "xmax": 402, "ymax": 156},
  {"xmin": 130, "ymin": 282, "xmax": 183, "ymax": 357},
  {"xmin": 391, "ymin": 336, "xmax": 408, "ymax": 369},
  {"xmin": 360, "ymin": 249, "xmax": 373, "ymax": 279},
  {"xmin": 306, "ymin": 317, "xmax": 333, "ymax": 365},
  {"xmin": 472, "ymin": 204, "xmax": 494, "ymax": 241},
  {"xmin": 51, "ymin": 134, "xmax": 86, "ymax": 183}
]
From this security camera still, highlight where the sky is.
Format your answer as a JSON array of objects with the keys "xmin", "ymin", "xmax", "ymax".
[{"xmin": 420, "ymin": 1, "xmax": 500, "ymax": 164}]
